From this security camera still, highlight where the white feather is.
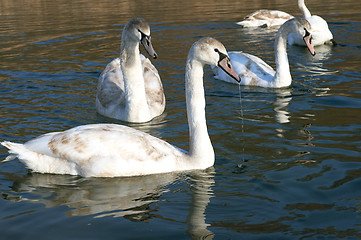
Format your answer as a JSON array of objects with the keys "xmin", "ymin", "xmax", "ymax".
[{"xmin": 237, "ymin": 10, "xmax": 294, "ymax": 28}]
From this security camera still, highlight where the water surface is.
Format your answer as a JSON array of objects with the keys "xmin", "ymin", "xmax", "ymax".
[{"xmin": 0, "ymin": 0, "xmax": 360, "ymax": 239}]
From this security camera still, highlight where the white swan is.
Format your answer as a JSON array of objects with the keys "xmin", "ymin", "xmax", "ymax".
[
  {"xmin": 1, "ymin": 37, "xmax": 240, "ymax": 177},
  {"xmin": 237, "ymin": 9, "xmax": 294, "ymax": 28},
  {"xmin": 237, "ymin": 0, "xmax": 335, "ymax": 46},
  {"xmin": 288, "ymin": 0, "xmax": 336, "ymax": 46},
  {"xmin": 213, "ymin": 18, "xmax": 315, "ymax": 88},
  {"xmin": 96, "ymin": 18, "xmax": 165, "ymax": 123}
]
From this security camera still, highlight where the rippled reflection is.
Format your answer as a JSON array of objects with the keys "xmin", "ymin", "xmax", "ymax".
[
  {"xmin": 273, "ymin": 89, "xmax": 292, "ymax": 124},
  {"xmin": 5, "ymin": 173, "xmax": 174, "ymax": 218},
  {"xmin": 3, "ymin": 169, "xmax": 215, "ymax": 238}
]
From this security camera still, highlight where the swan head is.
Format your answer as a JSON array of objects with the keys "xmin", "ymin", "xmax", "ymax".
[
  {"xmin": 190, "ymin": 37, "xmax": 240, "ymax": 82},
  {"xmin": 283, "ymin": 18, "xmax": 316, "ymax": 56},
  {"xmin": 302, "ymin": 26, "xmax": 316, "ymax": 56},
  {"xmin": 124, "ymin": 18, "xmax": 158, "ymax": 59}
]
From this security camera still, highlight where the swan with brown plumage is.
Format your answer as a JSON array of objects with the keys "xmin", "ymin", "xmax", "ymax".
[
  {"xmin": 213, "ymin": 18, "xmax": 315, "ymax": 88},
  {"xmin": 96, "ymin": 18, "xmax": 165, "ymax": 123},
  {"xmin": 2, "ymin": 37, "xmax": 239, "ymax": 177}
]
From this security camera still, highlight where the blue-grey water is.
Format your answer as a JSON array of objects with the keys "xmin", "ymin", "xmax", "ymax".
[{"xmin": 0, "ymin": 0, "xmax": 360, "ymax": 239}]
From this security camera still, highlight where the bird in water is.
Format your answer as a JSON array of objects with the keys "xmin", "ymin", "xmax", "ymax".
[{"xmin": 2, "ymin": 37, "xmax": 240, "ymax": 178}]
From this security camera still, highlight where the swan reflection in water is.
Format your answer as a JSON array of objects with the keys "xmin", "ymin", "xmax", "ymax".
[
  {"xmin": 273, "ymin": 88, "xmax": 292, "ymax": 125},
  {"xmin": 3, "ymin": 168, "xmax": 215, "ymax": 239}
]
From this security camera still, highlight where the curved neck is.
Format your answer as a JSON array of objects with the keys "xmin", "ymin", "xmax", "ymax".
[
  {"xmin": 120, "ymin": 34, "xmax": 150, "ymax": 122},
  {"xmin": 273, "ymin": 24, "xmax": 292, "ymax": 88},
  {"xmin": 298, "ymin": 0, "xmax": 311, "ymax": 18},
  {"xmin": 185, "ymin": 55, "xmax": 214, "ymax": 167}
]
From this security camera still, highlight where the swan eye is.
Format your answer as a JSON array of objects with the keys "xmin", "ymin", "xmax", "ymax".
[
  {"xmin": 304, "ymin": 28, "xmax": 311, "ymax": 37},
  {"xmin": 138, "ymin": 29, "xmax": 149, "ymax": 44},
  {"xmin": 216, "ymin": 49, "xmax": 228, "ymax": 62}
]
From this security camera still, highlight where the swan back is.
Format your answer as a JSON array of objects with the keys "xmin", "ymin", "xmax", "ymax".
[{"xmin": 237, "ymin": 10, "xmax": 294, "ymax": 28}]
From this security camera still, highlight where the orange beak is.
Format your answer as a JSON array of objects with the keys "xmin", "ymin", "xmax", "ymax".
[
  {"xmin": 303, "ymin": 34, "xmax": 316, "ymax": 56},
  {"xmin": 218, "ymin": 56, "xmax": 240, "ymax": 82}
]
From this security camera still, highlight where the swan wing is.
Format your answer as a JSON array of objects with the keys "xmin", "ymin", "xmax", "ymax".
[
  {"xmin": 141, "ymin": 54, "xmax": 165, "ymax": 119},
  {"xmin": 5, "ymin": 124, "xmax": 185, "ymax": 177},
  {"xmin": 96, "ymin": 58, "xmax": 126, "ymax": 117},
  {"xmin": 237, "ymin": 10, "xmax": 294, "ymax": 28}
]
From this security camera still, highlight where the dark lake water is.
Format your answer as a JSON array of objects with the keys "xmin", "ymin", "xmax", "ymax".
[{"xmin": 0, "ymin": 0, "xmax": 360, "ymax": 239}]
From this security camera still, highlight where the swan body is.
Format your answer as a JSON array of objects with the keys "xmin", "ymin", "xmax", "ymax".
[
  {"xmin": 213, "ymin": 18, "xmax": 315, "ymax": 88},
  {"xmin": 2, "ymin": 37, "xmax": 239, "ymax": 178},
  {"xmin": 237, "ymin": 10, "xmax": 294, "ymax": 28},
  {"xmin": 96, "ymin": 18, "xmax": 165, "ymax": 123}
]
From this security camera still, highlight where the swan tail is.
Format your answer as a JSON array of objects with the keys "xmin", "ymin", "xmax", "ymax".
[
  {"xmin": 1, "ymin": 141, "xmax": 78, "ymax": 175},
  {"xmin": 1, "ymin": 141, "xmax": 26, "ymax": 161},
  {"xmin": 1, "ymin": 141, "xmax": 39, "ymax": 165}
]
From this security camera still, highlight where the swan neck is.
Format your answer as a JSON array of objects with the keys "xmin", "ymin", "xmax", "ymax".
[
  {"xmin": 121, "ymin": 32, "xmax": 142, "ymax": 67},
  {"xmin": 273, "ymin": 25, "xmax": 292, "ymax": 87},
  {"xmin": 185, "ymin": 56, "xmax": 214, "ymax": 165},
  {"xmin": 120, "ymin": 34, "xmax": 150, "ymax": 122},
  {"xmin": 298, "ymin": 0, "xmax": 312, "ymax": 18}
]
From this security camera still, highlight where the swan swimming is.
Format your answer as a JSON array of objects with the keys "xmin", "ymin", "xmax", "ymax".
[
  {"xmin": 237, "ymin": 9, "xmax": 294, "ymax": 28},
  {"xmin": 96, "ymin": 18, "xmax": 165, "ymax": 123},
  {"xmin": 1, "ymin": 37, "xmax": 240, "ymax": 177},
  {"xmin": 213, "ymin": 18, "xmax": 315, "ymax": 88}
]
